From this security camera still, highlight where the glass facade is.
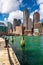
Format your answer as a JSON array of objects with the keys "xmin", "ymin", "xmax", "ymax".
[{"xmin": 0, "ymin": 26, "xmax": 8, "ymax": 34}]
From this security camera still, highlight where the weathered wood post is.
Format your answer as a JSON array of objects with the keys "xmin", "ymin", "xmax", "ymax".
[
  {"xmin": 21, "ymin": 24, "xmax": 25, "ymax": 47},
  {"xmin": 5, "ymin": 38, "xmax": 9, "ymax": 47}
]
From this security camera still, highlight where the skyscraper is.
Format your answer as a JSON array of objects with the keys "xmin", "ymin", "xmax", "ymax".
[
  {"xmin": 33, "ymin": 12, "xmax": 40, "ymax": 22},
  {"xmin": 13, "ymin": 19, "xmax": 21, "ymax": 32},
  {"xmin": 17, "ymin": 19, "xmax": 21, "ymax": 26},
  {"xmin": 28, "ymin": 18, "xmax": 33, "ymax": 31},
  {"xmin": 23, "ymin": 8, "xmax": 29, "ymax": 29},
  {"xmin": 33, "ymin": 12, "xmax": 41, "ymax": 35},
  {"xmin": 7, "ymin": 22, "xmax": 13, "ymax": 34},
  {"xmin": 13, "ymin": 19, "xmax": 17, "ymax": 31}
]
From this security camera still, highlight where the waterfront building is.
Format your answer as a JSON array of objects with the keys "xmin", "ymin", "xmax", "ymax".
[
  {"xmin": 13, "ymin": 19, "xmax": 17, "ymax": 31},
  {"xmin": 17, "ymin": 19, "xmax": 21, "ymax": 26},
  {"xmin": 23, "ymin": 8, "xmax": 33, "ymax": 35},
  {"xmin": 41, "ymin": 22, "xmax": 43, "ymax": 35},
  {"xmin": 0, "ymin": 22, "xmax": 8, "ymax": 35},
  {"xmin": 33, "ymin": 12, "xmax": 40, "ymax": 23},
  {"xmin": 33, "ymin": 12, "xmax": 41, "ymax": 35},
  {"xmin": 13, "ymin": 19, "xmax": 21, "ymax": 32},
  {"xmin": 33, "ymin": 22, "xmax": 42, "ymax": 35},
  {"xmin": 24, "ymin": 18, "xmax": 33, "ymax": 35},
  {"xmin": 28, "ymin": 18, "xmax": 33, "ymax": 31},
  {"xmin": 23, "ymin": 8, "xmax": 29, "ymax": 29},
  {"xmin": 7, "ymin": 22, "xmax": 13, "ymax": 34},
  {"xmin": 14, "ymin": 26, "xmax": 25, "ymax": 35}
]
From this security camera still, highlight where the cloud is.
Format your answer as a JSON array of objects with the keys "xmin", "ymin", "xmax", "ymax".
[
  {"xmin": 37, "ymin": 0, "xmax": 43, "ymax": 20},
  {"xmin": 4, "ymin": 18, "xmax": 8, "ymax": 26},
  {"xmin": 37, "ymin": 0, "xmax": 43, "ymax": 4},
  {"xmin": 39, "ymin": 4, "xmax": 43, "ymax": 19},
  {"xmin": 0, "ymin": 0, "xmax": 22, "ymax": 13},
  {"xmin": 8, "ymin": 10, "xmax": 23, "ymax": 23},
  {"xmin": 30, "ymin": 13, "xmax": 33, "ymax": 21}
]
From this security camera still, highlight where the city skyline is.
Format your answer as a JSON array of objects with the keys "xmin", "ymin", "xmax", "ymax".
[{"xmin": 0, "ymin": 0, "xmax": 43, "ymax": 23}]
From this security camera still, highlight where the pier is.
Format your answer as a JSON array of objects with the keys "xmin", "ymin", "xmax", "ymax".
[{"xmin": 0, "ymin": 38, "xmax": 20, "ymax": 65}]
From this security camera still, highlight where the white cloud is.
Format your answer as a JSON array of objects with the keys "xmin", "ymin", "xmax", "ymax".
[
  {"xmin": 30, "ymin": 13, "xmax": 33, "ymax": 21},
  {"xmin": 37, "ymin": 0, "xmax": 43, "ymax": 20},
  {"xmin": 8, "ymin": 10, "xmax": 23, "ymax": 23},
  {"xmin": 4, "ymin": 18, "xmax": 8, "ymax": 26},
  {"xmin": 0, "ymin": 0, "xmax": 22, "ymax": 13},
  {"xmin": 39, "ymin": 4, "xmax": 43, "ymax": 19},
  {"xmin": 37, "ymin": 0, "xmax": 43, "ymax": 4}
]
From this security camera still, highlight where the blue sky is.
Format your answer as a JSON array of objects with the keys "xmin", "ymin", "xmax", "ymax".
[
  {"xmin": 0, "ymin": 0, "xmax": 43, "ymax": 22},
  {"xmin": 20, "ymin": 0, "xmax": 39, "ymax": 12}
]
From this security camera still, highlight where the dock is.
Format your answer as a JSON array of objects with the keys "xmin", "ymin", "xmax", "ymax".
[{"xmin": 0, "ymin": 38, "xmax": 20, "ymax": 65}]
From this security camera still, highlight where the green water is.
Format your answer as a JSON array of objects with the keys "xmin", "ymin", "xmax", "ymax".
[{"xmin": 6, "ymin": 36, "xmax": 43, "ymax": 65}]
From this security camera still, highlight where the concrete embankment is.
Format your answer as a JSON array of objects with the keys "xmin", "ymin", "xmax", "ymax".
[{"xmin": 0, "ymin": 38, "xmax": 20, "ymax": 65}]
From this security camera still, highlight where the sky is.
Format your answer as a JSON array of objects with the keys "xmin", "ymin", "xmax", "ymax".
[{"xmin": 0, "ymin": 0, "xmax": 43, "ymax": 23}]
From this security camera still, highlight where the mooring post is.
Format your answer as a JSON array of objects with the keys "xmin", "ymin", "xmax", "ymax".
[
  {"xmin": 21, "ymin": 24, "xmax": 25, "ymax": 47},
  {"xmin": 5, "ymin": 38, "xmax": 9, "ymax": 47}
]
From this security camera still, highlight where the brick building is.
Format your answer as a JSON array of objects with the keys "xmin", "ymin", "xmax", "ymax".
[
  {"xmin": 34, "ymin": 22, "xmax": 42, "ymax": 35},
  {"xmin": 14, "ymin": 26, "xmax": 24, "ymax": 35}
]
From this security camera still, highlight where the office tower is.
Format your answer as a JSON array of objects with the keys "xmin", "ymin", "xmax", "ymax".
[
  {"xmin": 28, "ymin": 18, "xmax": 33, "ymax": 31},
  {"xmin": 33, "ymin": 12, "xmax": 41, "ymax": 35},
  {"xmin": 17, "ymin": 19, "xmax": 21, "ymax": 26},
  {"xmin": 13, "ymin": 19, "xmax": 21, "ymax": 31},
  {"xmin": 7, "ymin": 22, "xmax": 13, "ymax": 34},
  {"xmin": 13, "ymin": 19, "xmax": 17, "ymax": 31},
  {"xmin": 33, "ymin": 12, "xmax": 40, "ymax": 22},
  {"xmin": 23, "ymin": 8, "xmax": 29, "ymax": 29}
]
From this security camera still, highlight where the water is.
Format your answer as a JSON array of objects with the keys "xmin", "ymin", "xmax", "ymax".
[{"xmin": 6, "ymin": 36, "xmax": 43, "ymax": 65}]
